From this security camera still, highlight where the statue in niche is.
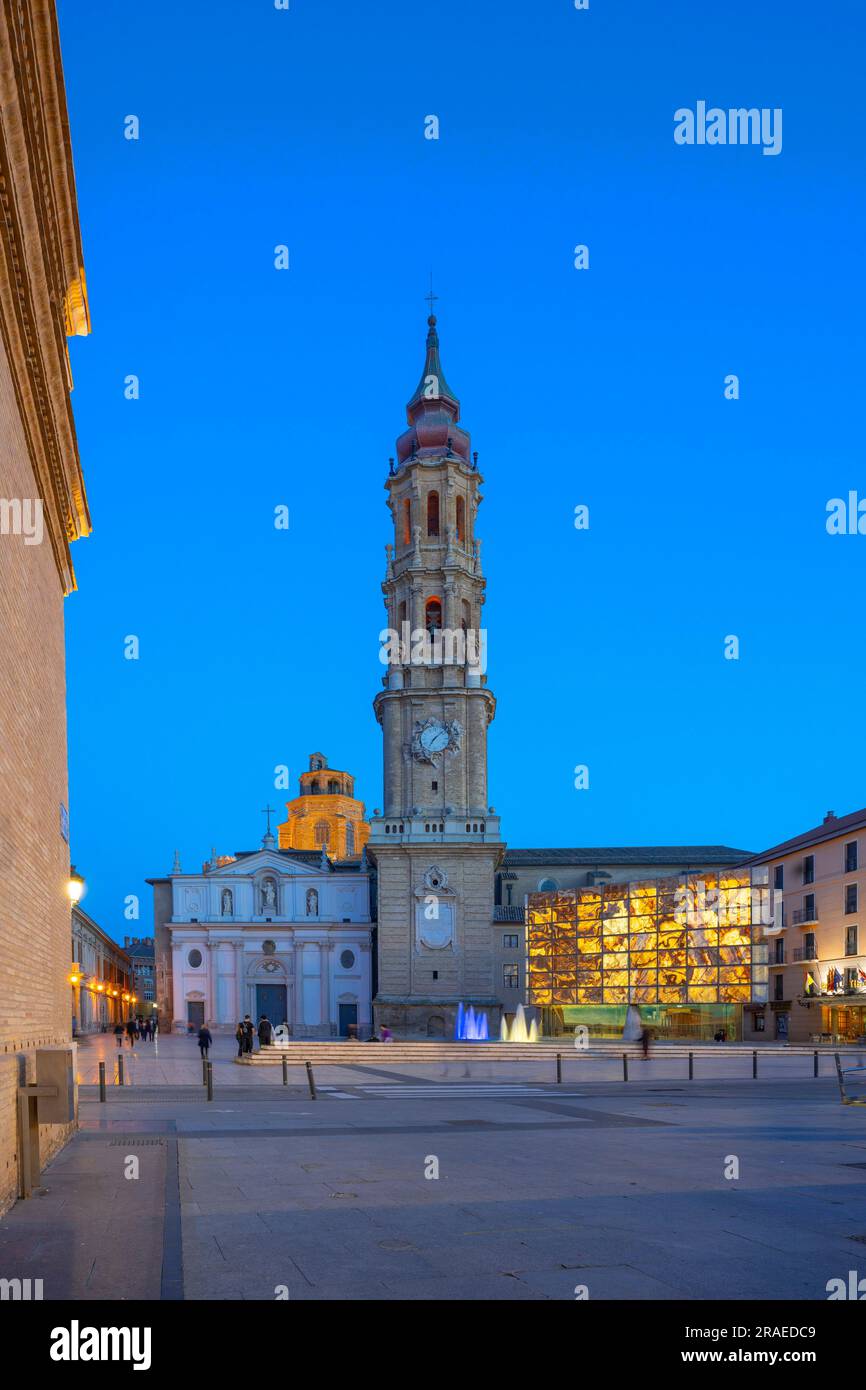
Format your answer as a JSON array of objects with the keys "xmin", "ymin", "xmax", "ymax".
[
  {"xmin": 221, "ymin": 888, "xmax": 233, "ymax": 916},
  {"xmin": 306, "ymin": 888, "xmax": 318, "ymax": 917},
  {"xmin": 262, "ymin": 878, "xmax": 277, "ymax": 913}
]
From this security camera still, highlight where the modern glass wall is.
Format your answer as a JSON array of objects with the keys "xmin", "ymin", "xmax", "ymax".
[{"xmin": 527, "ymin": 868, "xmax": 770, "ymax": 1032}]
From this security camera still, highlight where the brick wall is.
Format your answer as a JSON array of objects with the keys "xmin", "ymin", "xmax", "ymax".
[{"xmin": 0, "ymin": 340, "xmax": 75, "ymax": 1214}]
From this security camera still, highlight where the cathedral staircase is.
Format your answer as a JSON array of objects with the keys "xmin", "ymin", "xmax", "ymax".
[{"xmin": 237, "ymin": 1041, "xmax": 562, "ymax": 1065}]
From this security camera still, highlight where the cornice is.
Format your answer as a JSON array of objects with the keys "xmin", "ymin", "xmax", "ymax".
[{"xmin": 0, "ymin": 0, "xmax": 90, "ymax": 594}]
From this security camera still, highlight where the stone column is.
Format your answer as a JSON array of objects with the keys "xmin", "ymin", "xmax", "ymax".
[
  {"xmin": 171, "ymin": 942, "xmax": 185, "ymax": 1031},
  {"xmin": 207, "ymin": 941, "xmax": 219, "ymax": 1026},
  {"xmin": 232, "ymin": 941, "xmax": 245, "ymax": 1024}
]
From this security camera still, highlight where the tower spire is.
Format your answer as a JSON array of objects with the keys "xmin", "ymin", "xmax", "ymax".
[{"xmin": 408, "ymin": 311, "xmax": 458, "ymax": 412}]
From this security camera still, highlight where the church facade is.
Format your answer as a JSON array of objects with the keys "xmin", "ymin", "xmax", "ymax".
[{"xmin": 150, "ymin": 783, "xmax": 373, "ymax": 1035}]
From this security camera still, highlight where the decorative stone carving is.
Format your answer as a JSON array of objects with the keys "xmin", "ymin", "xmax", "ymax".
[
  {"xmin": 221, "ymin": 888, "xmax": 233, "ymax": 916},
  {"xmin": 424, "ymin": 865, "xmax": 448, "ymax": 891}
]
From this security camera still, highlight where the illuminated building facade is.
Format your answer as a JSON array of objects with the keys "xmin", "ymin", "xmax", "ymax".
[
  {"xmin": 527, "ymin": 866, "xmax": 770, "ymax": 1040},
  {"xmin": 277, "ymin": 753, "xmax": 370, "ymax": 861}
]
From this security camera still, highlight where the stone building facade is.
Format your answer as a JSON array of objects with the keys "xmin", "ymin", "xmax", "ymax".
[
  {"xmin": 0, "ymin": 1, "xmax": 90, "ymax": 1213},
  {"xmin": 71, "ymin": 909, "xmax": 132, "ymax": 1034},
  {"xmin": 370, "ymin": 314, "xmax": 505, "ymax": 1037},
  {"xmin": 742, "ymin": 808, "xmax": 866, "ymax": 1043},
  {"xmin": 150, "ymin": 829, "xmax": 373, "ymax": 1036}
]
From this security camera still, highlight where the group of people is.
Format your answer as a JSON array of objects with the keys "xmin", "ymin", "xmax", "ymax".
[
  {"xmin": 235, "ymin": 1014, "xmax": 276, "ymax": 1056},
  {"xmin": 113, "ymin": 1016, "xmax": 157, "ymax": 1047}
]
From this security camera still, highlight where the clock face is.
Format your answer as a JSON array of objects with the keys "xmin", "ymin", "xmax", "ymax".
[{"xmin": 420, "ymin": 724, "xmax": 449, "ymax": 753}]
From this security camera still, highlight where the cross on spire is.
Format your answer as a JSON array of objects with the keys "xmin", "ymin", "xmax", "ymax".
[
  {"xmin": 425, "ymin": 272, "xmax": 438, "ymax": 318},
  {"xmin": 261, "ymin": 804, "xmax": 275, "ymax": 835}
]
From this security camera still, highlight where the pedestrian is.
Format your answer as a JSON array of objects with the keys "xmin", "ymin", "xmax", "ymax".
[
  {"xmin": 257, "ymin": 1015, "xmax": 273, "ymax": 1050},
  {"xmin": 114, "ymin": 1021, "xmax": 124, "ymax": 1048},
  {"xmin": 380, "ymin": 1024, "xmax": 393, "ymax": 1044},
  {"xmin": 235, "ymin": 1021, "xmax": 245, "ymax": 1058},
  {"xmin": 640, "ymin": 1025, "xmax": 651, "ymax": 1059},
  {"xmin": 242, "ymin": 1016, "xmax": 254, "ymax": 1055},
  {"xmin": 125, "ymin": 1017, "xmax": 137, "ymax": 1048},
  {"xmin": 198, "ymin": 1024, "xmax": 213, "ymax": 1058}
]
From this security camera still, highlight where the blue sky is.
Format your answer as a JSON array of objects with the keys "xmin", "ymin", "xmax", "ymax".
[{"xmin": 57, "ymin": 0, "xmax": 866, "ymax": 938}]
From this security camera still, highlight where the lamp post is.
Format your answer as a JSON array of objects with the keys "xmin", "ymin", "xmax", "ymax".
[{"xmin": 66, "ymin": 865, "xmax": 85, "ymax": 904}]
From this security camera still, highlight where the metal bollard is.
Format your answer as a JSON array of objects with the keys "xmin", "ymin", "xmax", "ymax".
[
  {"xmin": 118, "ymin": 1053, "xmax": 125, "ymax": 1087},
  {"xmin": 305, "ymin": 1060, "xmax": 317, "ymax": 1100},
  {"xmin": 556, "ymin": 1053, "xmax": 562, "ymax": 1084},
  {"xmin": 99, "ymin": 1061, "xmax": 106, "ymax": 1102},
  {"xmin": 282, "ymin": 1054, "xmax": 288, "ymax": 1086},
  {"xmin": 202, "ymin": 1054, "xmax": 208, "ymax": 1085},
  {"xmin": 622, "ymin": 1051, "xmax": 628, "ymax": 1082},
  {"xmin": 814, "ymin": 1049, "xmax": 819, "ymax": 1078},
  {"xmin": 688, "ymin": 1051, "xmax": 693, "ymax": 1080},
  {"xmin": 752, "ymin": 1049, "xmax": 758, "ymax": 1079},
  {"xmin": 206, "ymin": 1061, "xmax": 213, "ymax": 1102}
]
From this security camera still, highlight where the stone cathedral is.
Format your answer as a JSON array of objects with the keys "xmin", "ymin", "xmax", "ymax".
[{"xmin": 369, "ymin": 314, "xmax": 506, "ymax": 1037}]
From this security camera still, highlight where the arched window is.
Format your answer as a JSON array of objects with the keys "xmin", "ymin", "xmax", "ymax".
[
  {"xmin": 425, "ymin": 597, "xmax": 442, "ymax": 633},
  {"xmin": 427, "ymin": 491, "xmax": 440, "ymax": 537},
  {"xmin": 456, "ymin": 495, "xmax": 465, "ymax": 542},
  {"xmin": 345, "ymin": 821, "xmax": 355, "ymax": 855},
  {"xmin": 327, "ymin": 780, "xmax": 339, "ymax": 794},
  {"xmin": 310, "ymin": 780, "xmax": 320, "ymax": 795},
  {"xmin": 538, "ymin": 878, "xmax": 558, "ymax": 892},
  {"xmin": 402, "ymin": 498, "xmax": 411, "ymax": 545},
  {"xmin": 314, "ymin": 821, "xmax": 330, "ymax": 846},
  {"xmin": 398, "ymin": 599, "xmax": 407, "ymax": 627}
]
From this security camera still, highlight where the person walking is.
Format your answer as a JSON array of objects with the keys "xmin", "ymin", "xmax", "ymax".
[
  {"xmin": 242, "ymin": 1016, "xmax": 254, "ymax": 1055},
  {"xmin": 198, "ymin": 1024, "xmax": 213, "ymax": 1059},
  {"xmin": 114, "ymin": 1021, "xmax": 124, "ymax": 1048},
  {"xmin": 235, "ymin": 1021, "xmax": 245, "ymax": 1058},
  {"xmin": 257, "ymin": 1015, "xmax": 273, "ymax": 1050},
  {"xmin": 125, "ymin": 1017, "xmax": 137, "ymax": 1048}
]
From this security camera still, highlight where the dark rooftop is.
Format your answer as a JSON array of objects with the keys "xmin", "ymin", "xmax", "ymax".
[
  {"xmin": 739, "ymin": 808, "xmax": 866, "ymax": 865},
  {"xmin": 502, "ymin": 846, "xmax": 752, "ymax": 868}
]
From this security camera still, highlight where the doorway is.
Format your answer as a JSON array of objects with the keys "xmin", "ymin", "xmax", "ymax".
[
  {"xmin": 256, "ymin": 984, "xmax": 287, "ymax": 1027},
  {"xmin": 187, "ymin": 1000, "xmax": 204, "ymax": 1028},
  {"xmin": 338, "ymin": 1002, "xmax": 358, "ymax": 1037}
]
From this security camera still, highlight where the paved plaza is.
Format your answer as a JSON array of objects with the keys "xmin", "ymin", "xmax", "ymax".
[{"xmin": 2, "ymin": 1033, "xmax": 866, "ymax": 1301}]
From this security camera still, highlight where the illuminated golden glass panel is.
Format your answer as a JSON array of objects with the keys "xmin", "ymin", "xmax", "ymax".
[{"xmin": 526, "ymin": 869, "xmax": 767, "ymax": 1008}]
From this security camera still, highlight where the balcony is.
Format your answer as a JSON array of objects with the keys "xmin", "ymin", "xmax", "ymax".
[
  {"xmin": 792, "ymin": 906, "xmax": 819, "ymax": 927},
  {"xmin": 793, "ymin": 945, "xmax": 817, "ymax": 962}
]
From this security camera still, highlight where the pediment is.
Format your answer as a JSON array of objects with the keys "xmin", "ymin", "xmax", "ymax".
[{"xmin": 210, "ymin": 850, "xmax": 322, "ymax": 879}]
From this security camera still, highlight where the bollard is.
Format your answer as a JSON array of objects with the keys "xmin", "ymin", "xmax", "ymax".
[
  {"xmin": 202, "ymin": 1054, "xmax": 208, "ymax": 1086},
  {"xmin": 814, "ymin": 1049, "xmax": 819, "ymax": 1078},
  {"xmin": 305, "ymin": 1060, "xmax": 317, "ymax": 1100},
  {"xmin": 98, "ymin": 1061, "xmax": 106, "ymax": 1102},
  {"xmin": 206, "ymin": 1061, "xmax": 213, "ymax": 1102},
  {"xmin": 688, "ymin": 1051, "xmax": 693, "ymax": 1081},
  {"xmin": 556, "ymin": 1053, "xmax": 562, "ymax": 1084},
  {"xmin": 622, "ymin": 1052, "xmax": 628, "ymax": 1082},
  {"xmin": 282, "ymin": 1054, "xmax": 288, "ymax": 1086},
  {"xmin": 118, "ymin": 1053, "xmax": 125, "ymax": 1087},
  {"xmin": 752, "ymin": 1049, "xmax": 758, "ymax": 1079}
]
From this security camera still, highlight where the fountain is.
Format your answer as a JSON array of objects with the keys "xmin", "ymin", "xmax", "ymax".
[
  {"xmin": 500, "ymin": 1003, "xmax": 539, "ymax": 1043},
  {"xmin": 455, "ymin": 1002, "xmax": 489, "ymax": 1041}
]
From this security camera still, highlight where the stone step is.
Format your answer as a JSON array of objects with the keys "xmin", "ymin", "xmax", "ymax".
[{"xmin": 237, "ymin": 1043, "xmax": 553, "ymax": 1064}]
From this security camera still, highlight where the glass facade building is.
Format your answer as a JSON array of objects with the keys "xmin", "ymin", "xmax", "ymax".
[{"xmin": 527, "ymin": 867, "xmax": 770, "ymax": 1040}]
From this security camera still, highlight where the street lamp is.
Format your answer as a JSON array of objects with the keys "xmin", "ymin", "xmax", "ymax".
[{"xmin": 66, "ymin": 865, "xmax": 85, "ymax": 904}]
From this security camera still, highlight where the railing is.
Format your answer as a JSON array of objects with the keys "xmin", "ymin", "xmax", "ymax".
[
  {"xmin": 793, "ymin": 945, "xmax": 817, "ymax": 961},
  {"xmin": 792, "ymin": 907, "xmax": 819, "ymax": 926}
]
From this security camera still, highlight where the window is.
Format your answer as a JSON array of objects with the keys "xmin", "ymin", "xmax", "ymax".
[
  {"xmin": 340, "ymin": 950, "xmax": 355, "ymax": 969},
  {"xmin": 345, "ymin": 822, "xmax": 354, "ymax": 855},
  {"xmin": 773, "ymin": 864, "xmax": 784, "ymax": 890},
  {"xmin": 503, "ymin": 933, "xmax": 519, "ymax": 949},
  {"xmin": 503, "ymin": 964, "xmax": 519, "ymax": 990},
  {"xmin": 845, "ymin": 841, "xmax": 859, "ymax": 873},
  {"xmin": 846, "ymin": 925, "xmax": 858, "ymax": 956},
  {"xmin": 803, "ymin": 854, "xmax": 815, "ymax": 884},
  {"xmin": 803, "ymin": 893, "xmax": 816, "ymax": 921},
  {"xmin": 187, "ymin": 949, "xmax": 202, "ymax": 968},
  {"xmin": 846, "ymin": 884, "xmax": 858, "ymax": 915},
  {"xmin": 402, "ymin": 498, "xmax": 411, "ymax": 545},
  {"xmin": 327, "ymin": 779, "xmax": 339, "ymax": 793},
  {"xmin": 398, "ymin": 599, "xmax": 407, "ymax": 628},
  {"xmin": 538, "ymin": 878, "xmax": 558, "ymax": 892},
  {"xmin": 506, "ymin": 884, "xmax": 513, "ymax": 905},
  {"xmin": 773, "ymin": 938, "xmax": 785, "ymax": 964},
  {"xmin": 456, "ymin": 495, "xmax": 465, "ymax": 542},
  {"xmin": 426, "ymin": 490, "xmax": 440, "ymax": 537},
  {"xmin": 804, "ymin": 933, "xmax": 816, "ymax": 959},
  {"xmin": 314, "ymin": 821, "xmax": 330, "ymax": 846},
  {"xmin": 461, "ymin": 598, "xmax": 471, "ymax": 633},
  {"xmin": 425, "ymin": 597, "xmax": 442, "ymax": 633},
  {"xmin": 774, "ymin": 974, "xmax": 784, "ymax": 1001}
]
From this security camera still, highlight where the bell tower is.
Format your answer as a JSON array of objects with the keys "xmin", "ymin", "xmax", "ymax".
[{"xmin": 370, "ymin": 313, "xmax": 505, "ymax": 1038}]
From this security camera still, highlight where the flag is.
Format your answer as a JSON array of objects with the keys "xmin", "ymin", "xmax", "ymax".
[
  {"xmin": 858, "ymin": 968, "xmax": 866, "ymax": 985},
  {"xmin": 805, "ymin": 972, "xmax": 817, "ymax": 995}
]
